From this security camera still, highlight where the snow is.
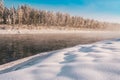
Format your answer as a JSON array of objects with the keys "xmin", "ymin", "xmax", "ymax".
[
  {"xmin": 0, "ymin": 29, "xmax": 120, "ymax": 34},
  {"xmin": 0, "ymin": 39, "xmax": 120, "ymax": 80}
]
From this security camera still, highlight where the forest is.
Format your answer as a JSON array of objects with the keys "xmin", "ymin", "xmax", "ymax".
[{"xmin": 0, "ymin": 0, "xmax": 109, "ymax": 30}]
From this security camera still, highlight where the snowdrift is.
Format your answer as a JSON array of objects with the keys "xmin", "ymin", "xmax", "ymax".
[{"xmin": 0, "ymin": 39, "xmax": 120, "ymax": 80}]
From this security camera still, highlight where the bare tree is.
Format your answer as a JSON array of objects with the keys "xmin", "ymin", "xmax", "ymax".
[
  {"xmin": 17, "ymin": 6, "xmax": 23, "ymax": 26},
  {"xmin": 0, "ymin": 1, "xmax": 106, "ymax": 30},
  {"xmin": 0, "ymin": 0, "xmax": 4, "ymax": 23}
]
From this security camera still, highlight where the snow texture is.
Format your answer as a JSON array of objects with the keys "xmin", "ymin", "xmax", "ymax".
[{"xmin": 0, "ymin": 39, "xmax": 120, "ymax": 80}]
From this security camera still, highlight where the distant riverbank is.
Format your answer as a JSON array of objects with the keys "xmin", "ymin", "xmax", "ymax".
[{"xmin": 0, "ymin": 29, "xmax": 119, "ymax": 34}]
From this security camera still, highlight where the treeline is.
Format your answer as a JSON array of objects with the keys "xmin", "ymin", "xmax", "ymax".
[{"xmin": 0, "ymin": 1, "xmax": 105, "ymax": 29}]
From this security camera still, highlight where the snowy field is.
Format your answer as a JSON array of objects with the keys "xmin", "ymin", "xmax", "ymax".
[{"xmin": 0, "ymin": 38, "xmax": 120, "ymax": 80}]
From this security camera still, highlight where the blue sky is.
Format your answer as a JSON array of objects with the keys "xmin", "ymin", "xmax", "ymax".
[{"xmin": 4, "ymin": 0, "xmax": 120, "ymax": 23}]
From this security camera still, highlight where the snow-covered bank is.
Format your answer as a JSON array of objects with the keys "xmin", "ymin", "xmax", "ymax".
[
  {"xmin": 0, "ymin": 29, "xmax": 120, "ymax": 34},
  {"xmin": 0, "ymin": 39, "xmax": 120, "ymax": 80}
]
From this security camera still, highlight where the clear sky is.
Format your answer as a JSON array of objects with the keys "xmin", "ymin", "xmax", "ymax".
[{"xmin": 4, "ymin": 0, "xmax": 120, "ymax": 23}]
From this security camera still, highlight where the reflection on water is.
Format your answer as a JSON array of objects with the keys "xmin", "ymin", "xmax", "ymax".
[{"xmin": 0, "ymin": 33, "xmax": 119, "ymax": 65}]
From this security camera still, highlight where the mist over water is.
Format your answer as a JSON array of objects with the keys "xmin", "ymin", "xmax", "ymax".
[{"xmin": 0, "ymin": 32, "xmax": 120, "ymax": 65}]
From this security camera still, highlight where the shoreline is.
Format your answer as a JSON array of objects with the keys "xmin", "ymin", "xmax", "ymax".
[
  {"xmin": 0, "ymin": 38, "xmax": 120, "ymax": 80},
  {"xmin": 0, "ymin": 29, "xmax": 119, "ymax": 34}
]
